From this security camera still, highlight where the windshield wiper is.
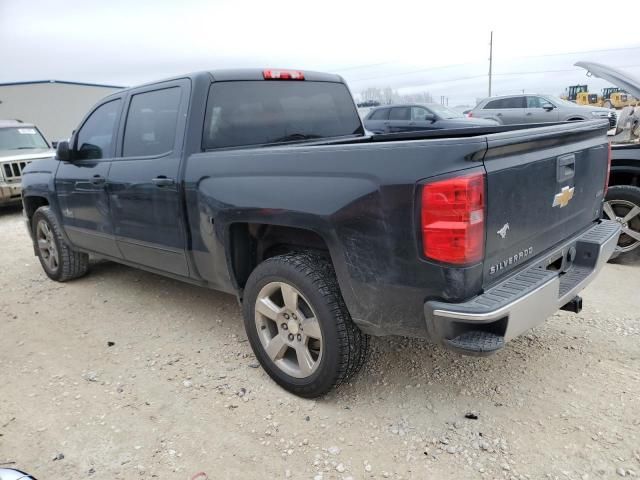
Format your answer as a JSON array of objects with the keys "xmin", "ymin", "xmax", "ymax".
[{"xmin": 270, "ymin": 133, "xmax": 321, "ymax": 144}]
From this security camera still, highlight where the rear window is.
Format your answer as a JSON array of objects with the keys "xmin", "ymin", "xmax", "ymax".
[
  {"xmin": 203, "ymin": 81, "xmax": 363, "ymax": 149},
  {"xmin": 369, "ymin": 108, "xmax": 389, "ymax": 120},
  {"xmin": 389, "ymin": 107, "xmax": 410, "ymax": 121},
  {"xmin": 484, "ymin": 97, "xmax": 525, "ymax": 109}
]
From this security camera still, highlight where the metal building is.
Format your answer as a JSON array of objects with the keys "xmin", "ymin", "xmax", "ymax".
[{"xmin": 0, "ymin": 80, "xmax": 124, "ymax": 143}]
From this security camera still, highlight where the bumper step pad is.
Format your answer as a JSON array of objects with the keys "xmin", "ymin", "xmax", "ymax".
[{"xmin": 444, "ymin": 331, "xmax": 505, "ymax": 354}]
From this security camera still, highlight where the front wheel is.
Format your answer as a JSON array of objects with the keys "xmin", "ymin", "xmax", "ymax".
[
  {"xmin": 603, "ymin": 185, "xmax": 640, "ymax": 259},
  {"xmin": 32, "ymin": 206, "xmax": 90, "ymax": 281},
  {"xmin": 242, "ymin": 252, "xmax": 369, "ymax": 398}
]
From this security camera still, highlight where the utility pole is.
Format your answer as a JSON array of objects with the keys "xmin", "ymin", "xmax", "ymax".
[{"xmin": 488, "ymin": 31, "xmax": 493, "ymax": 97}]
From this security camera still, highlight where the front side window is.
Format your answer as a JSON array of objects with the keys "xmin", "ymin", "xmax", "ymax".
[
  {"xmin": 122, "ymin": 87, "xmax": 182, "ymax": 157},
  {"xmin": 203, "ymin": 81, "xmax": 363, "ymax": 149},
  {"xmin": 411, "ymin": 107, "xmax": 430, "ymax": 120},
  {"xmin": 389, "ymin": 107, "xmax": 410, "ymax": 121},
  {"xmin": 0, "ymin": 127, "xmax": 49, "ymax": 150},
  {"xmin": 526, "ymin": 96, "xmax": 546, "ymax": 108},
  {"xmin": 75, "ymin": 99, "xmax": 121, "ymax": 160},
  {"xmin": 369, "ymin": 108, "xmax": 389, "ymax": 120}
]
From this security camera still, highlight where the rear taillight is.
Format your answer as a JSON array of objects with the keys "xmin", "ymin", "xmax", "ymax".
[
  {"xmin": 605, "ymin": 141, "xmax": 612, "ymax": 195},
  {"xmin": 263, "ymin": 69, "xmax": 305, "ymax": 80},
  {"xmin": 421, "ymin": 172, "xmax": 485, "ymax": 264}
]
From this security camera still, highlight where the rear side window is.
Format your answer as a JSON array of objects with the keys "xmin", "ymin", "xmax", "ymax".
[
  {"xmin": 203, "ymin": 81, "xmax": 363, "ymax": 149},
  {"xmin": 122, "ymin": 87, "xmax": 182, "ymax": 157},
  {"xmin": 389, "ymin": 107, "xmax": 410, "ymax": 120},
  {"xmin": 75, "ymin": 99, "xmax": 121, "ymax": 160},
  {"xmin": 484, "ymin": 97, "xmax": 525, "ymax": 109},
  {"xmin": 369, "ymin": 108, "xmax": 389, "ymax": 120}
]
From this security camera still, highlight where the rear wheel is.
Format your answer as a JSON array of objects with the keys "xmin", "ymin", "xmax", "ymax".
[
  {"xmin": 242, "ymin": 252, "xmax": 369, "ymax": 398},
  {"xmin": 32, "ymin": 206, "xmax": 89, "ymax": 281},
  {"xmin": 603, "ymin": 185, "xmax": 640, "ymax": 258}
]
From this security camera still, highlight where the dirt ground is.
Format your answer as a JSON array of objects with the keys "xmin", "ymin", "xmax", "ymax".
[{"xmin": 0, "ymin": 204, "xmax": 639, "ymax": 480}]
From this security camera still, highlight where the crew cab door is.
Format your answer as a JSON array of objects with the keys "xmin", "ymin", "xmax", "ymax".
[
  {"xmin": 387, "ymin": 107, "xmax": 412, "ymax": 132},
  {"xmin": 107, "ymin": 79, "xmax": 190, "ymax": 276},
  {"xmin": 481, "ymin": 96, "xmax": 526, "ymax": 124},
  {"xmin": 55, "ymin": 97, "xmax": 123, "ymax": 258}
]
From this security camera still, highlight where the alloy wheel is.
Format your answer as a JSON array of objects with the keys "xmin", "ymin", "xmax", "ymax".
[
  {"xmin": 603, "ymin": 199, "xmax": 640, "ymax": 253},
  {"xmin": 36, "ymin": 220, "xmax": 59, "ymax": 272},
  {"xmin": 254, "ymin": 281, "xmax": 323, "ymax": 378}
]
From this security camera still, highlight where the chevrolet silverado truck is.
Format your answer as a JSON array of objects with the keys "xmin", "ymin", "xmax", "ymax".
[
  {"xmin": 0, "ymin": 120, "xmax": 55, "ymax": 207},
  {"xmin": 21, "ymin": 69, "xmax": 620, "ymax": 397}
]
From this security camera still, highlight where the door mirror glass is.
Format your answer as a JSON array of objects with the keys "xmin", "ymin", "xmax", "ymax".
[
  {"xmin": 542, "ymin": 103, "xmax": 555, "ymax": 110},
  {"xmin": 423, "ymin": 113, "xmax": 436, "ymax": 122},
  {"xmin": 56, "ymin": 140, "xmax": 71, "ymax": 161}
]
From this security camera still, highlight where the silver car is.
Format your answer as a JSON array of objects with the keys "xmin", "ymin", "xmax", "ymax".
[{"xmin": 469, "ymin": 94, "xmax": 616, "ymax": 128}]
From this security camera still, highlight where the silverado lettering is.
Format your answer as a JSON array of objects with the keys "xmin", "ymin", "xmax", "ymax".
[{"xmin": 489, "ymin": 247, "xmax": 534, "ymax": 275}]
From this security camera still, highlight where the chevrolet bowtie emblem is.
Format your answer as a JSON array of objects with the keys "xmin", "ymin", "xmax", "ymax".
[{"xmin": 552, "ymin": 186, "xmax": 575, "ymax": 208}]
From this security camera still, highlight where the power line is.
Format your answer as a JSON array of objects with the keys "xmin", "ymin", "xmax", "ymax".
[{"xmin": 342, "ymin": 45, "xmax": 640, "ymax": 82}]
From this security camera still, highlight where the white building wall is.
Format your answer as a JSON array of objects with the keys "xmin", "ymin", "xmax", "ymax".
[{"xmin": 0, "ymin": 82, "xmax": 122, "ymax": 142}]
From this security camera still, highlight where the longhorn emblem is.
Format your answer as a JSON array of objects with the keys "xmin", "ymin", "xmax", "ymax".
[{"xmin": 497, "ymin": 223, "xmax": 509, "ymax": 239}]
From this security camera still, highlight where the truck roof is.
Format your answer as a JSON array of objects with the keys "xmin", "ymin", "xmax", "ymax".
[{"xmin": 101, "ymin": 69, "xmax": 346, "ymax": 100}]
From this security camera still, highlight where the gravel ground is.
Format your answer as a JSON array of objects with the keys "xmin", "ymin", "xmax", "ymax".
[{"xmin": 0, "ymin": 205, "xmax": 639, "ymax": 480}]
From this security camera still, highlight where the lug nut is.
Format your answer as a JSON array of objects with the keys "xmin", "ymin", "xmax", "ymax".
[
  {"xmin": 292, "ymin": 313, "xmax": 297, "ymax": 320},
  {"xmin": 297, "ymin": 334, "xmax": 302, "ymax": 341},
  {"xmin": 284, "ymin": 313, "xmax": 290, "ymax": 320},
  {"xmin": 288, "ymin": 333, "xmax": 294, "ymax": 341},
  {"xmin": 281, "ymin": 323, "xmax": 288, "ymax": 330}
]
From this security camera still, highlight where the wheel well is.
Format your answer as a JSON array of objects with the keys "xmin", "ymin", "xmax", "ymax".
[
  {"xmin": 23, "ymin": 196, "xmax": 49, "ymax": 222},
  {"xmin": 229, "ymin": 223, "xmax": 330, "ymax": 289},
  {"xmin": 610, "ymin": 170, "xmax": 640, "ymax": 187}
]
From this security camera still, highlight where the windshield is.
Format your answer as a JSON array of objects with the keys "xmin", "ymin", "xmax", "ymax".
[
  {"xmin": 203, "ymin": 81, "xmax": 364, "ymax": 149},
  {"xmin": 0, "ymin": 127, "xmax": 49, "ymax": 150},
  {"xmin": 424, "ymin": 104, "xmax": 464, "ymax": 119}
]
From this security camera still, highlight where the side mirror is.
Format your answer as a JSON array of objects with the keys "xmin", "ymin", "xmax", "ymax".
[
  {"xmin": 423, "ymin": 113, "xmax": 436, "ymax": 122},
  {"xmin": 56, "ymin": 140, "xmax": 71, "ymax": 161},
  {"xmin": 542, "ymin": 103, "xmax": 555, "ymax": 111}
]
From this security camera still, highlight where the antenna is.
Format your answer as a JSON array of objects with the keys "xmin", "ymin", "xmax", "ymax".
[{"xmin": 488, "ymin": 31, "xmax": 493, "ymax": 97}]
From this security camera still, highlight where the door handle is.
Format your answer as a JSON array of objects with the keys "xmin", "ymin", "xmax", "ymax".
[
  {"xmin": 91, "ymin": 175, "xmax": 106, "ymax": 185},
  {"xmin": 496, "ymin": 113, "xmax": 503, "ymax": 116},
  {"xmin": 152, "ymin": 176, "xmax": 175, "ymax": 187},
  {"xmin": 526, "ymin": 112, "xmax": 532, "ymax": 116}
]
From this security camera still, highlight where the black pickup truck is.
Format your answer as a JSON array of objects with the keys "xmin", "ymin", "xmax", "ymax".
[{"xmin": 21, "ymin": 68, "xmax": 620, "ymax": 397}]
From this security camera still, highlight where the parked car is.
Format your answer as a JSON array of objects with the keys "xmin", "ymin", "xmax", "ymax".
[
  {"xmin": 469, "ymin": 94, "xmax": 616, "ymax": 128},
  {"xmin": 22, "ymin": 68, "xmax": 619, "ymax": 397},
  {"xmin": 574, "ymin": 61, "xmax": 640, "ymax": 259},
  {"xmin": 363, "ymin": 103, "xmax": 498, "ymax": 133},
  {"xmin": 0, "ymin": 120, "xmax": 55, "ymax": 207}
]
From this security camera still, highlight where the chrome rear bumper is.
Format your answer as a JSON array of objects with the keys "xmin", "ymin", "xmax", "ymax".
[{"xmin": 424, "ymin": 220, "xmax": 621, "ymax": 355}]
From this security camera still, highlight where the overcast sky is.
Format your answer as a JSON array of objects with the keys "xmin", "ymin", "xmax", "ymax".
[{"xmin": 1, "ymin": 0, "xmax": 639, "ymax": 106}]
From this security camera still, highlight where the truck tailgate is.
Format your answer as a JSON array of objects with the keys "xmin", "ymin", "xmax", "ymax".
[{"xmin": 482, "ymin": 120, "xmax": 610, "ymax": 286}]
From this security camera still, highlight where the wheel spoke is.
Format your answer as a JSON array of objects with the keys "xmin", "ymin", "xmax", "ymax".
[
  {"xmin": 37, "ymin": 239, "xmax": 49, "ymax": 250},
  {"xmin": 603, "ymin": 202, "xmax": 616, "ymax": 220},
  {"xmin": 265, "ymin": 335, "xmax": 287, "ymax": 361},
  {"xmin": 301, "ymin": 317, "xmax": 321, "ymax": 339},
  {"xmin": 622, "ymin": 226, "xmax": 640, "ymax": 242},
  {"xmin": 295, "ymin": 344, "xmax": 315, "ymax": 377},
  {"xmin": 622, "ymin": 205, "xmax": 640, "ymax": 224},
  {"xmin": 256, "ymin": 296, "xmax": 282, "ymax": 321},
  {"xmin": 280, "ymin": 283, "xmax": 299, "ymax": 311}
]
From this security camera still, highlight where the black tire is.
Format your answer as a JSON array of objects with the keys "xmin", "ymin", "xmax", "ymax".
[
  {"xmin": 242, "ymin": 252, "xmax": 369, "ymax": 398},
  {"xmin": 32, "ymin": 206, "xmax": 90, "ymax": 281},
  {"xmin": 604, "ymin": 185, "xmax": 640, "ymax": 260}
]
